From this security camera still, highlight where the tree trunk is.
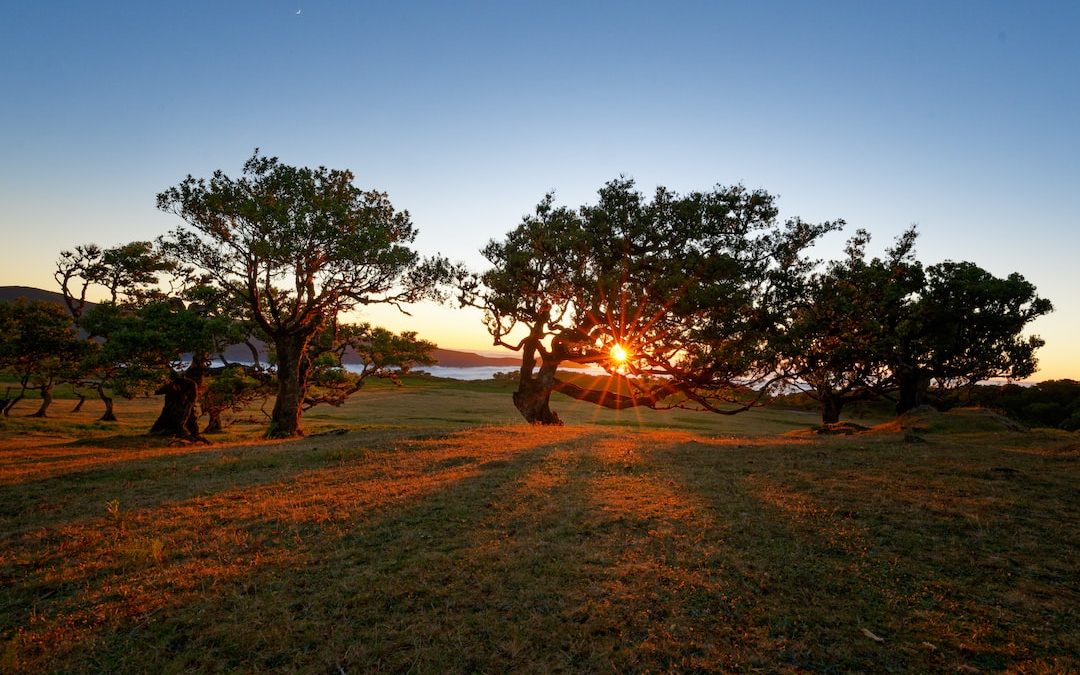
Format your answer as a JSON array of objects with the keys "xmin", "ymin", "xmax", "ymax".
[
  {"xmin": 72, "ymin": 392, "xmax": 87, "ymax": 412},
  {"xmin": 4, "ymin": 377, "xmax": 28, "ymax": 417},
  {"xmin": 203, "ymin": 409, "xmax": 223, "ymax": 434},
  {"xmin": 98, "ymin": 383, "xmax": 117, "ymax": 422},
  {"xmin": 29, "ymin": 384, "xmax": 53, "ymax": 418},
  {"xmin": 269, "ymin": 332, "xmax": 315, "ymax": 438},
  {"xmin": 513, "ymin": 360, "xmax": 563, "ymax": 425},
  {"xmin": 149, "ymin": 374, "xmax": 199, "ymax": 436},
  {"xmin": 820, "ymin": 393, "xmax": 843, "ymax": 425},
  {"xmin": 2, "ymin": 396, "xmax": 21, "ymax": 417},
  {"xmin": 895, "ymin": 368, "xmax": 931, "ymax": 414},
  {"xmin": 150, "ymin": 358, "xmax": 208, "ymax": 438}
]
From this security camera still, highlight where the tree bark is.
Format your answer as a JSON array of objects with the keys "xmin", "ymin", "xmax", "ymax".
[
  {"xmin": 513, "ymin": 357, "xmax": 563, "ymax": 425},
  {"xmin": 72, "ymin": 392, "xmax": 87, "ymax": 412},
  {"xmin": 3, "ymin": 378, "xmax": 28, "ymax": 417},
  {"xmin": 29, "ymin": 384, "xmax": 53, "ymax": 418},
  {"xmin": 820, "ymin": 393, "xmax": 843, "ymax": 425},
  {"xmin": 149, "ymin": 376, "xmax": 197, "ymax": 436},
  {"xmin": 269, "ymin": 331, "xmax": 315, "ymax": 438},
  {"xmin": 895, "ymin": 367, "xmax": 931, "ymax": 414},
  {"xmin": 2, "ymin": 396, "xmax": 21, "ymax": 417},
  {"xmin": 97, "ymin": 383, "xmax": 117, "ymax": 422},
  {"xmin": 203, "ymin": 409, "xmax": 223, "ymax": 434},
  {"xmin": 150, "ymin": 357, "xmax": 208, "ymax": 438}
]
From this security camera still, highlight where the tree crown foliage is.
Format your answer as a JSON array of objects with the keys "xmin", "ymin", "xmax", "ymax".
[
  {"xmin": 463, "ymin": 178, "xmax": 842, "ymax": 417},
  {"xmin": 157, "ymin": 151, "xmax": 450, "ymax": 339}
]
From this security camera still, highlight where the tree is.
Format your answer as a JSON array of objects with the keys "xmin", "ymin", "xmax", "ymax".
[
  {"xmin": 302, "ymin": 322, "xmax": 436, "ymax": 410},
  {"xmin": 780, "ymin": 229, "xmax": 923, "ymax": 423},
  {"xmin": 55, "ymin": 240, "xmax": 177, "ymax": 421},
  {"xmin": 780, "ymin": 228, "xmax": 1052, "ymax": 422},
  {"xmin": 55, "ymin": 241, "xmax": 242, "ymax": 435},
  {"xmin": 893, "ymin": 261, "xmax": 1052, "ymax": 412},
  {"xmin": 200, "ymin": 365, "xmax": 270, "ymax": 434},
  {"xmin": 157, "ymin": 151, "xmax": 449, "ymax": 437},
  {"xmin": 461, "ymin": 179, "xmax": 839, "ymax": 424},
  {"xmin": 0, "ymin": 300, "xmax": 85, "ymax": 417}
]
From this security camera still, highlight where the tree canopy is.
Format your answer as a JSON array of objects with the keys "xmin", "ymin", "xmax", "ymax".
[
  {"xmin": 780, "ymin": 229, "xmax": 1052, "ymax": 422},
  {"xmin": 462, "ymin": 178, "xmax": 841, "ymax": 424},
  {"xmin": 157, "ymin": 151, "xmax": 450, "ymax": 437}
]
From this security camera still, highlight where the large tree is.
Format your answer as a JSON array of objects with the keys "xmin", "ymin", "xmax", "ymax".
[
  {"xmin": 780, "ymin": 228, "xmax": 924, "ymax": 423},
  {"xmin": 780, "ymin": 228, "xmax": 1052, "ymax": 422},
  {"xmin": 892, "ymin": 260, "xmax": 1052, "ymax": 412},
  {"xmin": 157, "ymin": 151, "xmax": 448, "ymax": 437},
  {"xmin": 462, "ymin": 179, "xmax": 839, "ymax": 424}
]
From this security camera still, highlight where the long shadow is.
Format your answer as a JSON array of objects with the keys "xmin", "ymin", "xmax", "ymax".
[
  {"xmin": 3, "ymin": 426, "xmax": 607, "ymax": 673},
  {"xmin": 7, "ymin": 429, "xmax": 1075, "ymax": 673},
  {"xmin": 0, "ymin": 427, "xmax": 444, "ymax": 534},
  {"xmin": 655, "ymin": 436, "xmax": 1079, "ymax": 672}
]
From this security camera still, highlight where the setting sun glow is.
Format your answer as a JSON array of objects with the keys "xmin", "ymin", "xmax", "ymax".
[{"xmin": 610, "ymin": 344, "xmax": 629, "ymax": 364}]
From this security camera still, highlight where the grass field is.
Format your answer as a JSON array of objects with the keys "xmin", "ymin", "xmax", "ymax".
[{"xmin": 1, "ymin": 378, "xmax": 1077, "ymax": 672}]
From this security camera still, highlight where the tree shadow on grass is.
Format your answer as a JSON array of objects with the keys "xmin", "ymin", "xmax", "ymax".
[
  {"xmin": 656, "ymin": 436, "xmax": 1079, "ymax": 673},
  {"xmin": 2, "ymin": 426, "xmax": 604, "ymax": 673},
  {"xmin": 5, "ymin": 427, "xmax": 1075, "ymax": 673}
]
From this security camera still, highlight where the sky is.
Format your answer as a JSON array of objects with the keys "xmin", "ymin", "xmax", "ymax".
[{"xmin": 1, "ymin": 1, "xmax": 1077, "ymax": 379}]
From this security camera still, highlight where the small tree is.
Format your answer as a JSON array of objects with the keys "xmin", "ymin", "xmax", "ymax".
[
  {"xmin": 55, "ymin": 241, "xmax": 176, "ymax": 421},
  {"xmin": 302, "ymin": 322, "xmax": 436, "ymax": 409},
  {"xmin": 158, "ymin": 151, "xmax": 449, "ymax": 437},
  {"xmin": 0, "ymin": 300, "xmax": 85, "ymax": 417},
  {"xmin": 462, "ymin": 179, "xmax": 839, "ymax": 424},
  {"xmin": 201, "ymin": 365, "xmax": 270, "ymax": 434}
]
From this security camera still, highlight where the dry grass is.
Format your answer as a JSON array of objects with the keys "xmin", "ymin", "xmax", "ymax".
[{"xmin": 0, "ymin": 384, "xmax": 1076, "ymax": 672}]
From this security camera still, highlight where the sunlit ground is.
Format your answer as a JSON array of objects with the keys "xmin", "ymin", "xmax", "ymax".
[{"xmin": 0, "ymin": 382, "xmax": 1076, "ymax": 672}]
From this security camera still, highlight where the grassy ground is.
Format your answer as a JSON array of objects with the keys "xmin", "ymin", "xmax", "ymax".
[{"xmin": 0, "ymin": 379, "xmax": 1076, "ymax": 672}]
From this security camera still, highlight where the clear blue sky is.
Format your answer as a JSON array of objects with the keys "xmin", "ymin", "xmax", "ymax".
[{"xmin": 2, "ymin": 1, "xmax": 1077, "ymax": 378}]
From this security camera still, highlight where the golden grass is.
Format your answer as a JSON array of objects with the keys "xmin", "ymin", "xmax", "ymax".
[{"xmin": 0, "ymin": 389, "xmax": 1076, "ymax": 672}]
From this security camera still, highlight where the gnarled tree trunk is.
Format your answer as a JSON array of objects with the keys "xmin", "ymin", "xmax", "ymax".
[
  {"xmin": 820, "ymin": 392, "xmax": 843, "ymax": 424},
  {"xmin": 203, "ymin": 408, "xmax": 224, "ymax": 434},
  {"xmin": 514, "ymin": 366, "xmax": 563, "ymax": 425},
  {"xmin": 97, "ymin": 383, "xmax": 117, "ymax": 422},
  {"xmin": 511, "ymin": 332, "xmax": 564, "ymax": 425},
  {"xmin": 29, "ymin": 384, "xmax": 53, "ymax": 418},
  {"xmin": 149, "ymin": 357, "xmax": 207, "ymax": 438}
]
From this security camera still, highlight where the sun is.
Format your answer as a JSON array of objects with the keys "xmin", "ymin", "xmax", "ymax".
[{"xmin": 609, "ymin": 343, "xmax": 629, "ymax": 364}]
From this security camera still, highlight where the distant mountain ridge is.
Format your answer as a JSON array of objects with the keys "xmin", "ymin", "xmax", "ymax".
[{"xmin": 0, "ymin": 285, "xmax": 520, "ymax": 368}]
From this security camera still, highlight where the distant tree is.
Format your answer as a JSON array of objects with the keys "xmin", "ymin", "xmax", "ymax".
[
  {"xmin": 0, "ymin": 300, "xmax": 85, "ymax": 417},
  {"xmin": 301, "ymin": 322, "xmax": 436, "ymax": 410},
  {"xmin": 781, "ymin": 229, "xmax": 923, "ymax": 423},
  {"xmin": 200, "ymin": 365, "xmax": 270, "ymax": 434},
  {"xmin": 893, "ymin": 261, "xmax": 1052, "ymax": 412},
  {"xmin": 157, "ymin": 151, "xmax": 450, "ymax": 437},
  {"xmin": 55, "ymin": 240, "xmax": 177, "ymax": 421},
  {"xmin": 55, "ymin": 241, "xmax": 174, "ymax": 321},
  {"xmin": 964, "ymin": 379, "xmax": 1080, "ymax": 430},
  {"xmin": 461, "ymin": 179, "xmax": 839, "ymax": 424},
  {"xmin": 55, "ymin": 242, "xmax": 243, "ymax": 435}
]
